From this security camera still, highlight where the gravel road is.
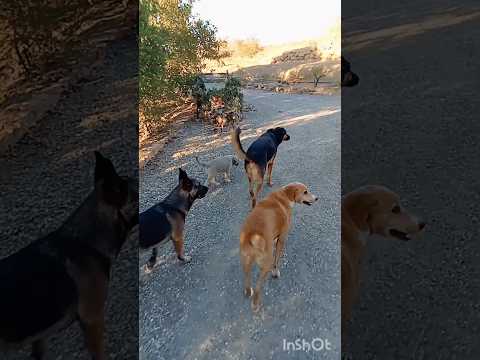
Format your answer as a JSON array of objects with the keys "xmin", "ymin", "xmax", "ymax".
[
  {"xmin": 139, "ymin": 90, "xmax": 341, "ymax": 360},
  {"xmin": 342, "ymin": 1, "xmax": 480, "ymax": 358},
  {"xmin": 0, "ymin": 35, "xmax": 138, "ymax": 359}
]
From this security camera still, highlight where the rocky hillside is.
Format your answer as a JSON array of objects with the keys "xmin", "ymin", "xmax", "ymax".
[
  {"xmin": 271, "ymin": 46, "xmax": 321, "ymax": 64},
  {"xmin": 0, "ymin": 0, "xmax": 137, "ymax": 153}
]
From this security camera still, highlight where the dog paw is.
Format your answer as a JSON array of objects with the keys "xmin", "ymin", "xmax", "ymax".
[
  {"xmin": 178, "ymin": 255, "xmax": 192, "ymax": 263},
  {"xmin": 271, "ymin": 269, "xmax": 280, "ymax": 278},
  {"xmin": 244, "ymin": 287, "xmax": 254, "ymax": 298}
]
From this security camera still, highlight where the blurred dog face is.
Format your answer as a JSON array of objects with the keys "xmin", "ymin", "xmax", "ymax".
[
  {"xmin": 179, "ymin": 168, "xmax": 208, "ymax": 200},
  {"xmin": 94, "ymin": 152, "xmax": 138, "ymax": 229},
  {"xmin": 364, "ymin": 186, "xmax": 425, "ymax": 240},
  {"xmin": 269, "ymin": 127, "xmax": 290, "ymax": 142},
  {"xmin": 285, "ymin": 182, "xmax": 318, "ymax": 206}
]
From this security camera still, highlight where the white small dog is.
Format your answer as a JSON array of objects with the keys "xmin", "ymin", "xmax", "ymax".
[{"xmin": 195, "ymin": 155, "xmax": 239, "ymax": 186}]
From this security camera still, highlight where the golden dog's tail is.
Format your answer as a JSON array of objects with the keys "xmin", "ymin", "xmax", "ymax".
[
  {"xmin": 231, "ymin": 127, "xmax": 249, "ymax": 161},
  {"xmin": 250, "ymin": 234, "xmax": 265, "ymax": 250},
  {"xmin": 240, "ymin": 232, "xmax": 265, "ymax": 252}
]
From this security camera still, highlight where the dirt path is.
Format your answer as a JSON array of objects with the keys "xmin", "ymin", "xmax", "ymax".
[{"xmin": 139, "ymin": 90, "xmax": 341, "ymax": 360}]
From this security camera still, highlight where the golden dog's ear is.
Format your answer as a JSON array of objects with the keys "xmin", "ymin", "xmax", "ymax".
[
  {"xmin": 363, "ymin": 199, "xmax": 379, "ymax": 229},
  {"xmin": 363, "ymin": 198, "xmax": 379, "ymax": 211},
  {"xmin": 357, "ymin": 195, "xmax": 379, "ymax": 218},
  {"xmin": 343, "ymin": 193, "xmax": 379, "ymax": 231},
  {"xmin": 284, "ymin": 185, "xmax": 298, "ymax": 202}
]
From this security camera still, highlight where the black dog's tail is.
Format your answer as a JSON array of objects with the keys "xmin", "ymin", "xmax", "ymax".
[
  {"xmin": 195, "ymin": 156, "xmax": 209, "ymax": 168},
  {"xmin": 230, "ymin": 127, "xmax": 249, "ymax": 161}
]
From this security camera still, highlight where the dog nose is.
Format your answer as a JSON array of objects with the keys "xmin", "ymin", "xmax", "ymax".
[
  {"xmin": 314, "ymin": 196, "xmax": 319, "ymax": 201},
  {"xmin": 418, "ymin": 221, "xmax": 426, "ymax": 230}
]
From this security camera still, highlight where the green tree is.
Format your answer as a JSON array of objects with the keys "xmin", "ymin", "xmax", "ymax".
[
  {"xmin": 223, "ymin": 76, "xmax": 243, "ymax": 113},
  {"xmin": 140, "ymin": 0, "xmax": 226, "ymax": 120}
]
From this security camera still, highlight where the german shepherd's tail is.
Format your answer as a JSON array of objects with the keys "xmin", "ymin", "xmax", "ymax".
[
  {"xmin": 195, "ymin": 156, "xmax": 209, "ymax": 168},
  {"xmin": 231, "ymin": 127, "xmax": 249, "ymax": 161}
]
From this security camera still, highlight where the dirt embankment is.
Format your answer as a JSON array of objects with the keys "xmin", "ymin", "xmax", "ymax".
[{"xmin": 0, "ymin": 0, "xmax": 137, "ymax": 153}]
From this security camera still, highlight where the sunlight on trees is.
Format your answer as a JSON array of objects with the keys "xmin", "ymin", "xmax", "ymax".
[{"xmin": 140, "ymin": 0, "xmax": 227, "ymax": 122}]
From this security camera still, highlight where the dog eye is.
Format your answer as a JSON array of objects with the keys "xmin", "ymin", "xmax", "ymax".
[
  {"xmin": 303, "ymin": 190, "xmax": 308, "ymax": 195},
  {"xmin": 392, "ymin": 205, "xmax": 401, "ymax": 214}
]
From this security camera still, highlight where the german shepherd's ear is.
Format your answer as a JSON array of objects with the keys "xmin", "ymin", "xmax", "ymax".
[
  {"xmin": 94, "ymin": 151, "xmax": 128, "ymax": 206},
  {"xmin": 178, "ymin": 168, "xmax": 193, "ymax": 191},
  {"xmin": 95, "ymin": 151, "xmax": 117, "ymax": 183}
]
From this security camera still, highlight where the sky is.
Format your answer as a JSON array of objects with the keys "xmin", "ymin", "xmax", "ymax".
[{"xmin": 192, "ymin": 0, "xmax": 341, "ymax": 45}]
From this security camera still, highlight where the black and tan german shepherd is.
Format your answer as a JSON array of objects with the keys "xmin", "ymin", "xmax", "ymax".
[
  {"xmin": 0, "ymin": 152, "xmax": 138, "ymax": 360},
  {"xmin": 139, "ymin": 168, "xmax": 208, "ymax": 271},
  {"xmin": 231, "ymin": 126, "xmax": 290, "ymax": 208},
  {"xmin": 341, "ymin": 56, "xmax": 360, "ymax": 87}
]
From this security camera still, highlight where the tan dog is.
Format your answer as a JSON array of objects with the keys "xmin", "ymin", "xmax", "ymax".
[
  {"xmin": 341, "ymin": 185, "xmax": 426, "ymax": 352},
  {"xmin": 240, "ymin": 183, "xmax": 318, "ymax": 312}
]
